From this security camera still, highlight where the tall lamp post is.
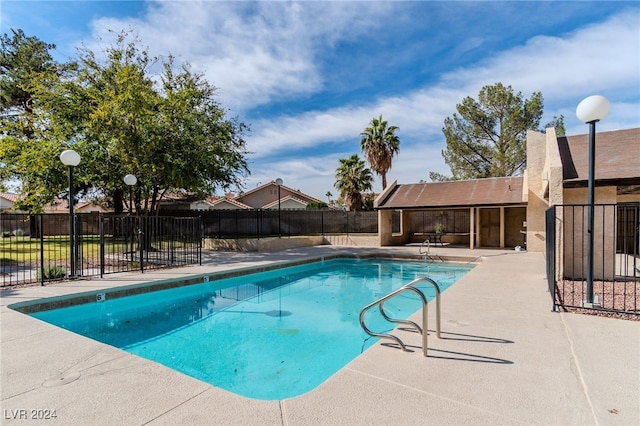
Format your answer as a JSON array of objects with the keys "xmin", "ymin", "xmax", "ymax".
[
  {"xmin": 275, "ymin": 178, "xmax": 283, "ymax": 238},
  {"xmin": 576, "ymin": 95, "xmax": 610, "ymax": 306},
  {"xmin": 123, "ymin": 174, "xmax": 137, "ymax": 215},
  {"xmin": 60, "ymin": 149, "xmax": 81, "ymax": 278},
  {"xmin": 123, "ymin": 174, "xmax": 137, "ymax": 262}
]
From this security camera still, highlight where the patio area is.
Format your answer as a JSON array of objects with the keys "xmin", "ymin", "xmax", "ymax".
[{"xmin": 1, "ymin": 245, "xmax": 638, "ymax": 425}]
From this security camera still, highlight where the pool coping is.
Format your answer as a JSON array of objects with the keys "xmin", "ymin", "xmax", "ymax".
[{"xmin": 8, "ymin": 252, "xmax": 481, "ymax": 314}]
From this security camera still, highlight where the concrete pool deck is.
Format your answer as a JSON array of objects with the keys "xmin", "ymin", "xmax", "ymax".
[{"xmin": 1, "ymin": 245, "xmax": 638, "ymax": 425}]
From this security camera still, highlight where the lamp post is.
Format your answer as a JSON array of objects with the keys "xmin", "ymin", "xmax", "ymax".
[
  {"xmin": 60, "ymin": 149, "xmax": 81, "ymax": 278},
  {"xmin": 123, "ymin": 174, "xmax": 137, "ymax": 215},
  {"xmin": 123, "ymin": 174, "xmax": 137, "ymax": 262},
  {"xmin": 275, "ymin": 178, "xmax": 283, "ymax": 238},
  {"xmin": 576, "ymin": 95, "xmax": 610, "ymax": 306}
]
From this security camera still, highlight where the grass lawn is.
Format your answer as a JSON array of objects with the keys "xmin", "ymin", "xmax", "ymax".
[{"xmin": 0, "ymin": 235, "xmax": 125, "ymax": 263}]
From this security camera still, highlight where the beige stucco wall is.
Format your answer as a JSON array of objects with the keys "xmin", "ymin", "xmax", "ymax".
[
  {"xmin": 561, "ymin": 187, "xmax": 618, "ymax": 280},
  {"xmin": 0, "ymin": 198, "xmax": 13, "ymax": 210},
  {"xmin": 238, "ymin": 185, "xmax": 300, "ymax": 209},
  {"xmin": 378, "ymin": 209, "xmax": 412, "ymax": 246},
  {"xmin": 203, "ymin": 234, "xmax": 379, "ymax": 251},
  {"xmin": 525, "ymin": 129, "xmax": 564, "ymax": 252},
  {"xmin": 617, "ymin": 193, "xmax": 640, "ymax": 203},
  {"xmin": 203, "ymin": 236, "xmax": 325, "ymax": 251}
]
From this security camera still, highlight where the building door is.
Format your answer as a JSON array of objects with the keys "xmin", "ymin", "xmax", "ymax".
[
  {"xmin": 479, "ymin": 208, "xmax": 500, "ymax": 247},
  {"xmin": 505, "ymin": 207, "xmax": 527, "ymax": 248}
]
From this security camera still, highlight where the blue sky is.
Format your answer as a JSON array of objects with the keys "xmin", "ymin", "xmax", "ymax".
[{"xmin": 2, "ymin": 1, "xmax": 639, "ymax": 200}]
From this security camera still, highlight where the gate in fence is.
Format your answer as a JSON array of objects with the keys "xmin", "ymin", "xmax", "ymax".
[
  {"xmin": 1, "ymin": 213, "xmax": 202, "ymax": 287},
  {"xmin": 545, "ymin": 203, "xmax": 639, "ymax": 316}
]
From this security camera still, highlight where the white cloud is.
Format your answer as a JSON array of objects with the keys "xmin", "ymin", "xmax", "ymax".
[
  {"xmin": 78, "ymin": 3, "xmax": 638, "ymax": 199},
  {"xmin": 85, "ymin": 1, "xmax": 393, "ymax": 112},
  {"xmin": 250, "ymin": 9, "xmax": 639, "ymax": 155}
]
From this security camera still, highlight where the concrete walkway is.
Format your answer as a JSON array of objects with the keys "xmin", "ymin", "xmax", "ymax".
[{"xmin": 1, "ymin": 245, "xmax": 638, "ymax": 425}]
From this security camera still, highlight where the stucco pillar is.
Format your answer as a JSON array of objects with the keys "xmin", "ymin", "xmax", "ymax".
[
  {"xmin": 469, "ymin": 207, "xmax": 475, "ymax": 249},
  {"xmin": 475, "ymin": 208, "xmax": 482, "ymax": 247},
  {"xmin": 500, "ymin": 206, "xmax": 505, "ymax": 248},
  {"xmin": 378, "ymin": 209, "xmax": 393, "ymax": 246}
]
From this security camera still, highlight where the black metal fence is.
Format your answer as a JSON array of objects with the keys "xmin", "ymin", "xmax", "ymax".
[
  {"xmin": 1, "ymin": 213, "xmax": 202, "ymax": 287},
  {"xmin": 408, "ymin": 209, "xmax": 471, "ymax": 234},
  {"xmin": 162, "ymin": 209, "xmax": 378, "ymax": 238},
  {"xmin": 545, "ymin": 203, "xmax": 639, "ymax": 316}
]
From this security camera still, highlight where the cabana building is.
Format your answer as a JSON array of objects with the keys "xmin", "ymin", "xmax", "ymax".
[{"xmin": 375, "ymin": 127, "xmax": 640, "ymax": 273}]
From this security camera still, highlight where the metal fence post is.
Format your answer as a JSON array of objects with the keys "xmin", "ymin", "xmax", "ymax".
[
  {"xmin": 99, "ymin": 215, "xmax": 105, "ymax": 278},
  {"xmin": 39, "ymin": 214, "xmax": 44, "ymax": 286},
  {"xmin": 139, "ymin": 215, "xmax": 144, "ymax": 273},
  {"xmin": 545, "ymin": 206, "xmax": 557, "ymax": 312}
]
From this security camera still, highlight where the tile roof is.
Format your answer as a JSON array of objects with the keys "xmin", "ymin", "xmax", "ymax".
[
  {"xmin": 205, "ymin": 196, "xmax": 253, "ymax": 209},
  {"xmin": 262, "ymin": 195, "xmax": 309, "ymax": 209},
  {"xmin": 236, "ymin": 181, "xmax": 324, "ymax": 204},
  {"xmin": 559, "ymin": 127, "xmax": 640, "ymax": 186},
  {"xmin": 377, "ymin": 176, "xmax": 525, "ymax": 209},
  {"xmin": 0, "ymin": 192, "xmax": 22, "ymax": 203}
]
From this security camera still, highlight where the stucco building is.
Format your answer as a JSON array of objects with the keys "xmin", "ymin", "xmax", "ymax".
[{"xmin": 375, "ymin": 127, "xmax": 640, "ymax": 268}]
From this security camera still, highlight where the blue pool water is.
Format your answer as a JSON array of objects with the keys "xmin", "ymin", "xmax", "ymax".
[{"xmin": 31, "ymin": 258, "xmax": 473, "ymax": 400}]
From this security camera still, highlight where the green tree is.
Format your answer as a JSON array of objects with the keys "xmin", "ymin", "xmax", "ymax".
[
  {"xmin": 543, "ymin": 115, "xmax": 566, "ymax": 136},
  {"xmin": 360, "ymin": 114, "xmax": 400, "ymax": 190},
  {"xmin": 0, "ymin": 29, "xmax": 78, "ymax": 212},
  {"xmin": 334, "ymin": 154, "xmax": 372, "ymax": 211},
  {"xmin": 306, "ymin": 201, "xmax": 328, "ymax": 209},
  {"xmin": 428, "ymin": 171, "xmax": 452, "ymax": 182},
  {"xmin": 440, "ymin": 83, "xmax": 543, "ymax": 180},
  {"xmin": 1, "ymin": 30, "xmax": 250, "ymax": 214}
]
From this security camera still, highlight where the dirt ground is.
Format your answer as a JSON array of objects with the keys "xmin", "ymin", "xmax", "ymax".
[{"xmin": 556, "ymin": 279, "xmax": 639, "ymax": 321}]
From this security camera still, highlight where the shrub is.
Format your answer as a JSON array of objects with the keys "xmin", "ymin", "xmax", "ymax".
[{"xmin": 37, "ymin": 265, "xmax": 67, "ymax": 280}]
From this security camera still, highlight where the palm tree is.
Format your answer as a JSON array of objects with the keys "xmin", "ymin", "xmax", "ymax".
[
  {"xmin": 334, "ymin": 154, "xmax": 373, "ymax": 211},
  {"xmin": 360, "ymin": 115, "xmax": 400, "ymax": 190},
  {"xmin": 325, "ymin": 191, "xmax": 333, "ymax": 204}
]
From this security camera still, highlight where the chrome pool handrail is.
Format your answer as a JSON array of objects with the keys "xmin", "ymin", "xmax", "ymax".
[
  {"xmin": 359, "ymin": 277, "xmax": 441, "ymax": 357},
  {"xmin": 419, "ymin": 238, "xmax": 430, "ymax": 256}
]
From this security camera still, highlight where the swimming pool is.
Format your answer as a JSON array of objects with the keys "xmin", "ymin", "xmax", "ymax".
[{"xmin": 29, "ymin": 257, "xmax": 474, "ymax": 400}]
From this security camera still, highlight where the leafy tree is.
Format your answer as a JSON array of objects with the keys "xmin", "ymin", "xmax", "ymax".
[
  {"xmin": 334, "ymin": 154, "xmax": 372, "ymax": 211},
  {"xmin": 428, "ymin": 171, "xmax": 452, "ymax": 182},
  {"xmin": 543, "ymin": 115, "xmax": 566, "ymax": 136},
  {"xmin": 67, "ymin": 33, "xmax": 250, "ymax": 215},
  {"xmin": 440, "ymin": 83, "xmax": 543, "ymax": 180},
  {"xmin": 360, "ymin": 114, "xmax": 400, "ymax": 190},
  {"xmin": 0, "ymin": 29, "xmax": 78, "ymax": 212},
  {"xmin": 306, "ymin": 201, "xmax": 328, "ymax": 209},
  {"xmin": 362, "ymin": 193, "xmax": 375, "ymax": 211},
  {"xmin": 1, "ymin": 30, "xmax": 250, "ymax": 214}
]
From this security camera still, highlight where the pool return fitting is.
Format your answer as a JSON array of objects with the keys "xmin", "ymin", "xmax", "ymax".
[{"xmin": 359, "ymin": 277, "xmax": 441, "ymax": 357}]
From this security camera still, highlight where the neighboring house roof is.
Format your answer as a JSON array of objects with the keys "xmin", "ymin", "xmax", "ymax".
[
  {"xmin": 42, "ymin": 198, "xmax": 106, "ymax": 213},
  {"xmin": 559, "ymin": 127, "xmax": 640, "ymax": 187},
  {"xmin": 0, "ymin": 192, "xmax": 21, "ymax": 203},
  {"xmin": 262, "ymin": 195, "xmax": 309, "ymax": 209},
  {"xmin": 234, "ymin": 180, "xmax": 325, "ymax": 209},
  {"xmin": 0, "ymin": 192, "xmax": 20, "ymax": 210},
  {"xmin": 0, "ymin": 193, "xmax": 106, "ymax": 212},
  {"xmin": 191, "ymin": 196, "xmax": 252, "ymax": 210},
  {"xmin": 376, "ymin": 176, "xmax": 526, "ymax": 210}
]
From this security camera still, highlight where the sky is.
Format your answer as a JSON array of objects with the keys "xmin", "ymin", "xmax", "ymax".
[{"xmin": 2, "ymin": 1, "xmax": 639, "ymax": 201}]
